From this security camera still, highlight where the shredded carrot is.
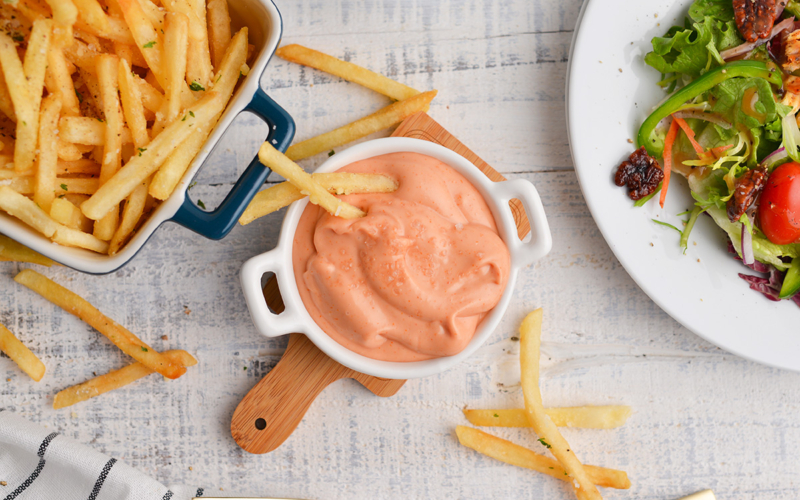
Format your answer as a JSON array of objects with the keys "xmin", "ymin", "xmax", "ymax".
[
  {"xmin": 710, "ymin": 144, "xmax": 733, "ymax": 159},
  {"xmin": 661, "ymin": 119, "xmax": 680, "ymax": 208},
  {"xmin": 672, "ymin": 116, "xmax": 705, "ymax": 155}
]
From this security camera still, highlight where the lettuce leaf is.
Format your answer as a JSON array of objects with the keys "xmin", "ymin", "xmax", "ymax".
[
  {"xmin": 645, "ymin": 17, "xmax": 743, "ymax": 77},
  {"xmin": 710, "ymin": 77, "xmax": 778, "ymax": 129},
  {"xmin": 688, "ymin": 0, "xmax": 735, "ymax": 22}
]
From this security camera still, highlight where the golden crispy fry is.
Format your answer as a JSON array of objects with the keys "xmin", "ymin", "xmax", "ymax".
[
  {"xmin": 45, "ymin": 46, "xmax": 81, "ymax": 117},
  {"xmin": 108, "ymin": 177, "xmax": 149, "ymax": 255},
  {"xmin": 276, "ymin": 44, "xmax": 420, "ymax": 101},
  {"xmin": 520, "ymin": 309, "xmax": 601, "ymax": 500},
  {"xmin": 59, "ymin": 117, "xmax": 134, "ymax": 146},
  {"xmin": 162, "ymin": 12, "xmax": 190, "ymax": 126},
  {"xmin": 93, "ymin": 54, "xmax": 124, "ymax": 241},
  {"xmin": 0, "ymin": 186, "xmax": 61, "ymax": 237},
  {"xmin": 456, "ymin": 426, "xmax": 631, "ymax": 490},
  {"xmin": 4, "ymin": 177, "xmax": 99, "ymax": 196},
  {"xmin": 185, "ymin": 0, "xmax": 212, "ymax": 88},
  {"xmin": 259, "ymin": 142, "xmax": 365, "ymax": 219},
  {"xmin": 117, "ymin": 0, "xmax": 164, "ymax": 81},
  {"xmin": 62, "ymin": 38, "xmax": 100, "ymax": 73},
  {"xmin": 73, "ymin": 0, "xmax": 111, "ymax": 35},
  {"xmin": 50, "ymin": 196, "xmax": 89, "ymax": 230},
  {"xmin": 52, "ymin": 225, "xmax": 109, "ymax": 253},
  {"xmin": 137, "ymin": 0, "xmax": 165, "ymax": 31},
  {"xmin": 0, "ymin": 71, "xmax": 15, "ymax": 122},
  {"xmin": 58, "ymin": 159, "xmax": 101, "ymax": 176},
  {"xmin": 14, "ymin": 269, "xmax": 187, "ymax": 379},
  {"xmin": 0, "ymin": 322, "xmax": 46, "ymax": 382},
  {"xmin": 82, "ymin": 91, "xmax": 224, "ymax": 220},
  {"xmin": 118, "ymin": 59, "xmax": 150, "ymax": 150},
  {"xmin": 53, "ymin": 349, "xmax": 197, "ymax": 409},
  {"xmin": 286, "ymin": 90, "xmax": 437, "ymax": 161},
  {"xmin": 207, "ymin": 0, "xmax": 231, "ymax": 69},
  {"xmin": 239, "ymin": 173, "xmax": 398, "ymax": 225},
  {"xmin": 24, "ymin": 19, "xmax": 52, "ymax": 121},
  {"xmin": 0, "ymin": 32, "xmax": 35, "ymax": 172},
  {"xmin": 149, "ymin": 27, "xmax": 247, "ymax": 200},
  {"xmin": 0, "ymin": 234, "xmax": 55, "ymax": 266},
  {"xmin": 463, "ymin": 406, "xmax": 633, "ymax": 430},
  {"xmin": 161, "ymin": 0, "xmax": 204, "ymax": 40},
  {"xmin": 44, "ymin": 0, "xmax": 78, "ymax": 27},
  {"xmin": 33, "ymin": 95, "xmax": 62, "ymax": 213},
  {"xmin": 58, "ymin": 140, "xmax": 88, "ymax": 161}
]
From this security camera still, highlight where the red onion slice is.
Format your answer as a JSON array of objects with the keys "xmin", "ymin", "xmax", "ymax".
[
  {"xmin": 721, "ymin": 17, "xmax": 795, "ymax": 61},
  {"xmin": 741, "ymin": 223, "xmax": 755, "ymax": 266},
  {"xmin": 672, "ymin": 110, "xmax": 732, "ymax": 129},
  {"xmin": 763, "ymin": 146, "xmax": 788, "ymax": 168}
]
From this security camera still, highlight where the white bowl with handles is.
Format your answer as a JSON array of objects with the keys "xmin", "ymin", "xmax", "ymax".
[{"xmin": 241, "ymin": 137, "xmax": 552, "ymax": 379}]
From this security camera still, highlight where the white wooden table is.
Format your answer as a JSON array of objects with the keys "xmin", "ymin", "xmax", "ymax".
[{"xmin": 3, "ymin": 0, "xmax": 799, "ymax": 498}]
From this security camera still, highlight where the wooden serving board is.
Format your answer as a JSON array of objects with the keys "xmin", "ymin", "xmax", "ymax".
[{"xmin": 230, "ymin": 112, "xmax": 531, "ymax": 454}]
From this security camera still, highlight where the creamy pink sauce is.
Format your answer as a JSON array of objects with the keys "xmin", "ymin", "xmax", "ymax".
[{"xmin": 292, "ymin": 152, "xmax": 511, "ymax": 362}]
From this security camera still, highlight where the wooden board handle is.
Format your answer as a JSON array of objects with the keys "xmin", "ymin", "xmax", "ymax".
[{"xmin": 231, "ymin": 333, "xmax": 349, "ymax": 454}]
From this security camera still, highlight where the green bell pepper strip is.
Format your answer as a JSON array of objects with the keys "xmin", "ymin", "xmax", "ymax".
[{"xmin": 637, "ymin": 61, "xmax": 783, "ymax": 156}]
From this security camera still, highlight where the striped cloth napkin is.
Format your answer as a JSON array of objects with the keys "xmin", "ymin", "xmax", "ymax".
[{"xmin": 0, "ymin": 412, "xmax": 235, "ymax": 500}]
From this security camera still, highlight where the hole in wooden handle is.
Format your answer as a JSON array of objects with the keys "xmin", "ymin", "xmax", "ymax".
[{"xmin": 255, "ymin": 418, "xmax": 267, "ymax": 430}]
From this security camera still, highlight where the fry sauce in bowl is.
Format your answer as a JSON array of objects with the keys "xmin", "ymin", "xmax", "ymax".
[{"xmin": 292, "ymin": 152, "xmax": 511, "ymax": 362}]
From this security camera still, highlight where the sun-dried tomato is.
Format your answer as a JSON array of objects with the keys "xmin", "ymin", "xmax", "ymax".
[
  {"xmin": 734, "ymin": 0, "xmax": 778, "ymax": 43},
  {"xmin": 727, "ymin": 167, "xmax": 768, "ymax": 222},
  {"xmin": 614, "ymin": 146, "xmax": 664, "ymax": 200}
]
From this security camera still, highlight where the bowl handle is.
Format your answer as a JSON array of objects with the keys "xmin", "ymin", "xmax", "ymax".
[
  {"xmin": 487, "ymin": 179, "xmax": 553, "ymax": 268},
  {"xmin": 241, "ymin": 245, "xmax": 305, "ymax": 337},
  {"xmin": 170, "ymin": 87, "xmax": 296, "ymax": 240}
]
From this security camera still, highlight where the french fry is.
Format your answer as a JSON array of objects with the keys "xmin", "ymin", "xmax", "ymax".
[
  {"xmin": 161, "ymin": 0, "xmax": 204, "ymax": 41},
  {"xmin": 43, "ymin": 0, "xmax": 78, "ymax": 27},
  {"xmin": 118, "ymin": 59, "xmax": 150, "ymax": 149},
  {"xmin": 58, "ymin": 140, "xmax": 88, "ymax": 161},
  {"xmin": 0, "ymin": 323, "xmax": 46, "ymax": 382},
  {"xmin": 108, "ymin": 177, "xmax": 149, "ymax": 255},
  {"xmin": 456, "ymin": 426, "xmax": 630, "ymax": 490},
  {"xmin": 0, "ymin": 234, "xmax": 55, "ymax": 266},
  {"xmin": 0, "ymin": 32, "xmax": 36, "ymax": 172},
  {"xmin": 14, "ymin": 269, "xmax": 187, "ymax": 379},
  {"xmin": 0, "ymin": 72, "xmax": 16, "ymax": 122},
  {"xmin": 285, "ymin": 90, "xmax": 437, "ymax": 161},
  {"xmin": 463, "ymin": 406, "xmax": 633, "ymax": 430},
  {"xmin": 53, "ymin": 349, "xmax": 197, "ymax": 409},
  {"xmin": 117, "ymin": 0, "xmax": 164, "ymax": 82},
  {"xmin": 149, "ymin": 27, "xmax": 247, "ymax": 200},
  {"xmin": 184, "ymin": 0, "xmax": 212, "ymax": 89},
  {"xmin": 93, "ymin": 54, "xmax": 124, "ymax": 241},
  {"xmin": 207, "ymin": 0, "xmax": 231, "ymax": 69},
  {"xmin": 33, "ymin": 95, "xmax": 62, "ymax": 213},
  {"xmin": 50, "ymin": 196, "xmax": 89, "ymax": 230},
  {"xmin": 520, "ymin": 309, "xmax": 601, "ymax": 500},
  {"xmin": 52, "ymin": 225, "xmax": 109, "ymax": 253},
  {"xmin": 276, "ymin": 44, "xmax": 420, "ymax": 102},
  {"xmin": 45, "ymin": 46, "xmax": 81, "ymax": 117},
  {"xmin": 239, "ymin": 173, "xmax": 399, "ymax": 225},
  {"xmin": 73, "ymin": 0, "xmax": 111, "ymax": 36},
  {"xmin": 58, "ymin": 159, "xmax": 101, "ymax": 176},
  {"xmin": 62, "ymin": 38, "xmax": 100, "ymax": 73},
  {"xmin": 135, "ymin": 74, "xmax": 166, "ymax": 113},
  {"xmin": 82, "ymin": 91, "xmax": 224, "ymax": 220},
  {"xmin": 59, "ymin": 117, "xmax": 134, "ymax": 146},
  {"xmin": 258, "ymin": 143, "xmax": 365, "ymax": 219},
  {"xmin": 162, "ymin": 12, "xmax": 190, "ymax": 126},
  {"xmin": 137, "ymin": 0, "xmax": 165, "ymax": 31},
  {"xmin": 0, "ymin": 186, "xmax": 61, "ymax": 237},
  {"xmin": 2, "ymin": 177, "xmax": 99, "ymax": 196},
  {"xmin": 24, "ymin": 19, "xmax": 53, "ymax": 122}
]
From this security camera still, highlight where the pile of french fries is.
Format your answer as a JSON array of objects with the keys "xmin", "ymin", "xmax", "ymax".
[
  {"xmin": 240, "ymin": 44, "xmax": 437, "ymax": 225},
  {"xmin": 0, "ymin": 0, "xmax": 249, "ymax": 255},
  {"xmin": 457, "ymin": 309, "xmax": 632, "ymax": 498}
]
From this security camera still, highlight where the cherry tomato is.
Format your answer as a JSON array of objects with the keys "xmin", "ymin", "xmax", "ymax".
[{"xmin": 759, "ymin": 162, "xmax": 800, "ymax": 245}]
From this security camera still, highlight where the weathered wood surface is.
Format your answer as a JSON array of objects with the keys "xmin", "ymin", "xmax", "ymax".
[{"xmin": 2, "ymin": 0, "xmax": 799, "ymax": 499}]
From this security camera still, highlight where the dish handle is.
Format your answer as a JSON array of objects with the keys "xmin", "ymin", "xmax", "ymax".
[
  {"xmin": 170, "ymin": 87, "xmax": 295, "ymax": 239},
  {"xmin": 488, "ymin": 179, "xmax": 553, "ymax": 268},
  {"xmin": 241, "ymin": 245, "xmax": 305, "ymax": 337}
]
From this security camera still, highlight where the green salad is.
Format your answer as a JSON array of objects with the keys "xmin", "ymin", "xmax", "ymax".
[{"xmin": 614, "ymin": 0, "xmax": 800, "ymax": 306}]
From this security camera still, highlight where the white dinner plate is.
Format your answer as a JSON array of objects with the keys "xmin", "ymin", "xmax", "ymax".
[{"xmin": 566, "ymin": 0, "xmax": 800, "ymax": 370}]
